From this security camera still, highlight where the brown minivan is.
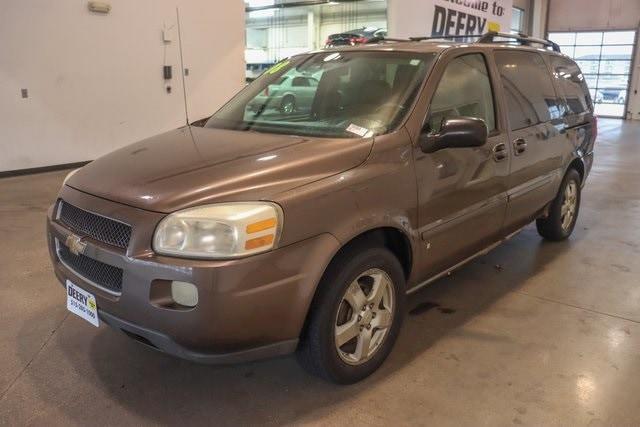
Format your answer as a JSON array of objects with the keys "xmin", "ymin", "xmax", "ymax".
[{"xmin": 47, "ymin": 32, "xmax": 596, "ymax": 384}]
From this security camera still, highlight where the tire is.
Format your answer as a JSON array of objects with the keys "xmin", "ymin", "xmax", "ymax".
[
  {"xmin": 297, "ymin": 246, "xmax": 405, "ymax": 384},
  {"xmin": 536, "ymin": 168, "xmax": 581, "ymax": 241},
  {"xmin": 280, "ymin": 95, "xmax": 296, "ymax": 114}
]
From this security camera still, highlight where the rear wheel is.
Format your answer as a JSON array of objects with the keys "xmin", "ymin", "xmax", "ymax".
[
  {"xmin": 297, "ymin": 247, "xmax": 405, "ymax": 384},
  {"xmin": 536, "ymin": 168, "xmax": 581, "ymax": 241}
]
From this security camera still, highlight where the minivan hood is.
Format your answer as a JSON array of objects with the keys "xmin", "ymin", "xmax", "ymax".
[{"xmin": 67, "ymin": 126, "xmax": 373, "ymax": 213}]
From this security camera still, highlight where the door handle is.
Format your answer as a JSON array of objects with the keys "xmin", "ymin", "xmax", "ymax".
[
  {"xmin": 492, "ymin": 143, "xmax": 508, "ymax": 162},
  {"xmin": 513, "ymin": 138, "xmax": 527, "ymax": 156}
]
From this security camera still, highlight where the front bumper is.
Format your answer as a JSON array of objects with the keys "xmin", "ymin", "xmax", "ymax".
[{"xmin": 47, "ymin": 186, "xmax": 340, "ymax": 363}]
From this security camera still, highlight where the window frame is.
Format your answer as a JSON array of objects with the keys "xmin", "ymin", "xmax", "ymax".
[{"xmin": 423, "ymin": 51, "xmax": 499, "ymax": 136}]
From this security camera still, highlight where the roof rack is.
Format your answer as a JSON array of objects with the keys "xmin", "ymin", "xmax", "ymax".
[
  {"xmin": 477, "ymin": 31, "xmax": 560, "ymax": 52},
  {"xmin": 408, "ymin": 34, "xmax": 485, "ymax": 42},
  {"xmin": 365, "ymin": 36, "xmax": 410, "ymax": 44},
  {"xmin": 366, "ymin": 31, "xmax": 560, "ymax": 52}
]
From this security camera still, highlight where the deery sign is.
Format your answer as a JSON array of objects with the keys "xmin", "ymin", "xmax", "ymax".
[
  {"xmin": 388, "ymin": 0, "xmax": 513, "ymax": 39},
  {"xmin": 432, "ymin": 0, "xmax": 511, "ymax": 35}
]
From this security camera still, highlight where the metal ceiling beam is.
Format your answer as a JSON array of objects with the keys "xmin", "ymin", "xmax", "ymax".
[{"xmin": 245, "ymin": 0, "xmax": 366, "ymax": 13}]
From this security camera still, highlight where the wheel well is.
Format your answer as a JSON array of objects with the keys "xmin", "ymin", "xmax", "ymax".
[
  {"xmin": 568, "ymin": 158, "xmax": 585, "ymax": 183},
  {"xmin": 331, "ymin": 228, "xmax": 412, "ymax": 280},
  {"xmin": 298, "ymin": 227, "xmax": 413, "ymax": 341}
]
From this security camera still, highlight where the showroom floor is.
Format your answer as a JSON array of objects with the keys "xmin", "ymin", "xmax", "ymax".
[{"xmin": 1, "ymin": 118, "xmax": 639, "ymax": 426}]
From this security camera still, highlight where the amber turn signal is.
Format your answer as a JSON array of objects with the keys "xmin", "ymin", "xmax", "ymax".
[
  {"xmin": 244, "ymin": 234, "xmax": 275, "ymax": 250},
  {"xmin": 246, "ymin": 217, "xmax": 277, "ymax": 234}
]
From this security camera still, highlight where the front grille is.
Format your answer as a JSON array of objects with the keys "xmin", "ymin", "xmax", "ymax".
[
  {"xmin": 58, "ymin": 201, "xmax": 131, "ymax": 249},
  {"xmin": 58, "ymin": 243, "xmax": 123, "ymax": 294}
]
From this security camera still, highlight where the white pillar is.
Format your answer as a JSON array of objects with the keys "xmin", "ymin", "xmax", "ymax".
[
  {"xmin": 307, "ymin": 10, "xmax": 315, "ymax": 51},
  {"xmin": 531, "ymin": 0, "xmax": 549, "ymax": 38}
]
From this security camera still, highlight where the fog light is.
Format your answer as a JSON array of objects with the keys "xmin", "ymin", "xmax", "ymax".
[{"xmin": 171, "ymin": 281, "xmax": 198, "ymax": 307}]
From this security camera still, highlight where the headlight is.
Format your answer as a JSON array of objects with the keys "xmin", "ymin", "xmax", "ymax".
[
  {"xmin": 153, "ymin": 202, "xmax": 283, "ymax": 259},
  {"xmin": 63, "ymin": 168, "xmax": 80, "ymax": 185}
]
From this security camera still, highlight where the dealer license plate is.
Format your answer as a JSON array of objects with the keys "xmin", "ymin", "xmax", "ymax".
[{"xmin": 66, "ymin": 280, "xmax": 99, "ymax": 327}]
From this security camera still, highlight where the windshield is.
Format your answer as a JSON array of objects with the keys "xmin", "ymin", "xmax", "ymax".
[{"xmin": 206, "ymin": 51, "xmax": 436, "ymax": 138}]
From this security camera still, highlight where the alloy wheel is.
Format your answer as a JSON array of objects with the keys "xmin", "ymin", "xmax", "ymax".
[
  {"xmin": 561, "ymin": 180, "xmax": 578, "ymax": 231},
  {"xmin": 334, "ymin": 268, "xmax": 395, "ymax": 365},
  {"xmin": 282, "ymin": 98, "xmax": 295, "ymax": 114}
]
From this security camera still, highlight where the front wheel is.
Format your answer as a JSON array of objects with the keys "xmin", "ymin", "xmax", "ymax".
[
  {"xmin": 536, "ymin": 168, "xmax": 581, "ymax": 241},
  {"xmin": 280, "ymin": 95, "xmax": 296, "ymax": 115},
  {"xmin": 297, "ymin": 247, "xmax": 405, "ymax": 384}
]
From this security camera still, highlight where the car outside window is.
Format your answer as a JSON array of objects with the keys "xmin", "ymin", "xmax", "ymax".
[
  {"xmin": 427, "ymin": 53, "xmax": 496, "ymax": 132},
  {"xmin": 206, "ymin": 51, "xmax": 435, "ymax": 138},
  {"xmin": 494, "ymin": 51, "xmax": 562, "ymax": 130}
]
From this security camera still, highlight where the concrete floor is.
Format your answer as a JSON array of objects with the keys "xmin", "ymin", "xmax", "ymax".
[{"xmin": 1, "ymin": 118, "xmax": 639, "ymax": 426}]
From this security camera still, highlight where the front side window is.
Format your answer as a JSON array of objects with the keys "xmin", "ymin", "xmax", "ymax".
[
  {"xmin": 494, "ymin": 51, "xmax": 561, "ymax": 131},
  {"xmin": 207, "ymin": 51, "xmax": 435, "ymax": 138},
  {"xmin": 427, "ymin": 53, "xmax": 496, "ymax": 132}
]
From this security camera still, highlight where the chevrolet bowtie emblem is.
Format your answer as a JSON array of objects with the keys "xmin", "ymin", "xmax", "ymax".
[{"xmin": 65, "ymin": 234, "xmax": 87, "ymax": 256}]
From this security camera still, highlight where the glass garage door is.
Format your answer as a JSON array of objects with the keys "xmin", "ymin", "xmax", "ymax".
[{"xmin": 548, "ymin": 31, "xmax": 637, "ymax": 118}]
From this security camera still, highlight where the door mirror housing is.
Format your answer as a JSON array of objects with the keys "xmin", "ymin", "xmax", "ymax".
[{"xmin": 420, "ymin": 117, "xmax": 488, "ymax": 153}]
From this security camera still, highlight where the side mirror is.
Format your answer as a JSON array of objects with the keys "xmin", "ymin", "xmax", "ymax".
[{"xmin": 419, "ymin": 117, "xmax": 488, "ymax": 153}]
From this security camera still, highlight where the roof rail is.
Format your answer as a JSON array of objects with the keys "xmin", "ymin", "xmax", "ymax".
[
  {"xmin": 365, "ymin": 32, "xmax": 561, "ymax": 52},
  {"xmin": 365, "ymin": 36, "xmax": 410, "ymax": 44},
  {"xmin": 477, "ymin": 31, "xmax": 560, "ymax": 52},
  {"xmin": 408, "ymin": 34, "xmax": 485, "ymax": 41}
]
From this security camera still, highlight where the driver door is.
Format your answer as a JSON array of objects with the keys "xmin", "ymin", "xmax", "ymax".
[{"xmin": 413, "ymin": 52, "xmax": 510, "ymax": 278}]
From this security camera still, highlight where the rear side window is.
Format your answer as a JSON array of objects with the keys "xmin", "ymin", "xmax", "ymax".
[
  {"xmin": 428, "ymin": 53, "xmax": 496, "ymax": 132},
  {"xmin": 549, "ymin": 56, "xmax": 593, "ymax": 115},
  {"xmin": 292, "ymin": 76, "xmax": 310, "ymax": 87},
  {"xmin": 494, "ymin": 51, "xmax": 561, "ymax": 131}
]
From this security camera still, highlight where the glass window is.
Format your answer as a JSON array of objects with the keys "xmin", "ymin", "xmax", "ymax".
[
  {"xmin": 558, "ymin": 45, "xmax": 575, "ymax": 57},
  {"xmin": 549, "ymin": 30, "xmax": 637, "ymax": 118},
  {"xmin": 244, "ymin": 1, "xmax": 388, "ymax": 80},
  {"xmin": 208, "ymin": 51, "xmax": 435, "ymax": 138},
  {"xmin": 599, "ymin": 60, "xmax": 630, "ymax": 75},
  {"xmin": 601, "ymin": 44, "xmax": 633, "ymax": 57},
  {"xmin": 511, "ymin": 7, "xmax": 524, "ymax": 33},
  {"xmin": 549, "ymin": 32, "xmax": 576, "ymax": 46},
  {"xmin": 494, "ymin": 51, "xmax": 560, "ymax": 130},
  {"xmin": 550, "ymin": 56, "xmax": 592, "ymax": 115},
  {"xmin": 603, "ymin": 31, "xmax": 636, "ymax": 45},
  {"xmin": 292, "ymin": 76, "xmax": 310, "ymax": 87},
  {"xmin": 574, "ymin": 45, "xmax": 602, "ymax": 60},
  {"xmin": 427, "ymin": 54, "xmax": 495, "ymax": 132},
  {"xmin": 575, "ymin": 60, "xmax": 599, "ymax": 74},
  {"xmin": 575, "ymin": 32, "xmax": 603, "ymax": 45}
]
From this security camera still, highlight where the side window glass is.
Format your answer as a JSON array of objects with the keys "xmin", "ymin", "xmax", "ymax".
[
  {"xmin": 550, "ymin": 57, "xmax": 592, "ymax": 115},
  {"xmin": 428, "ymin": 54, "xmax": 495, "ymax": 132},
  {"xmin": 494, "ymin": 51, "xmax": 560, "ymax": 131},
  {"xmin": 292, "ymin": 76, "xmax": 310, "ymax": 87}
]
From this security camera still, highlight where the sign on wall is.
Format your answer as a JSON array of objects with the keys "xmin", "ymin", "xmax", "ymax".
[{"xmin": 388, "ymin": 0, "xmax": 513, "ymax": 39}]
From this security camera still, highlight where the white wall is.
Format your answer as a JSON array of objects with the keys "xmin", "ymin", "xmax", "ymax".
[
  {"xmin": 0, "ymin": 0, "xmax": 245, "ymax": 172},
  {"xmin": 548, "ymin": 0, "xmax": 640, "ymax": 120}
]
